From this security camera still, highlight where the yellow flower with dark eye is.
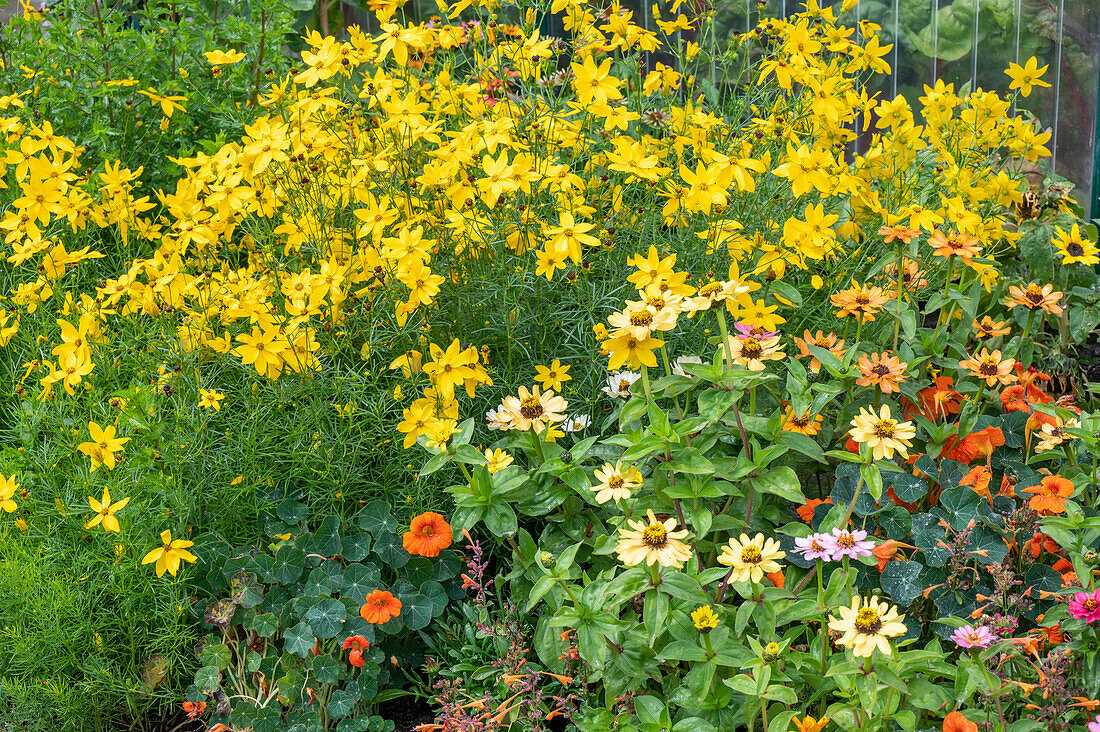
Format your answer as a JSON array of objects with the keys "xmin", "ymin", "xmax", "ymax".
[
  {"xmin": 534, "ymin": 359, "xmax": 572, "ymax": 392},
  {"xmin": 848, "ymin": 405, "xmax": 916, "ymax": 461},
  {"xmin": 717, "ymin": 533, "xmax": 785, "ymax": 583},
  {"xmin": 691, "ymin": 605, "xmax": 718, "ymax": 633},
  {"xmin": 616, "ymin": 510, "xmax": 692, "ymax": 568},
  {"xmin": 77, "ymin": 421, "xmax": 130, "ymax": 472},
  {"xmin": 198, "ymin": 388, "xmax": 225, "ymax": 410},
  {"xmin": 86, "ymin": 487, "xmax": 130, "ymax": 532},
  {"xmin": 828, "ymin": 595, "xmax": 907, "ymax": 657},
  {"xmin": 141, "ymin": 529, "xmax": 197, "ymax": 577}
]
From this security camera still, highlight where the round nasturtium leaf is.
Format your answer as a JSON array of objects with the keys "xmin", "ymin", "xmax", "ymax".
[{"xmin": 305, "ymin": 598, "xmax": 347, "ymax": 638}]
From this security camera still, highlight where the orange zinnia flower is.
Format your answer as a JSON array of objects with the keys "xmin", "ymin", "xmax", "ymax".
[
  {"xmin": 796, "ymin": 497, "xmax": 832, "ymax": 522},
  {"xmin": 959, "ymin": 348, "xmax": 1016, "ymax": 386},
  {"xmin": 402, "ymin": 511, "xmax": 453, "ymax": 557},
  {"xmin": 830, "ymin": 283, "xmax": 892, "ymax": 322},
  {"xmin": 929, "ymin": 228, "xmax": 981, "ymax": 263},
  {"xmin": 879, "ymin": 225, "xmax": 921, "ymax": 243},
  {"xmin": 782, "ymin": 407, "xmax": 823, "ymax": 436},
  {"xmin": 856, "ymin": 352, "xmax": 908, "ymax": 393},
  {"xmin": 882, "ymin": 258, "xmax": 929, "ymax": 290},
  {"xmin": 973, "ymin": 316, "xmax": 1010, "ymax": 339},
  {"xmin": 942, "ymin": 711, "xmax": 978, "ymax": 732},
  {"xmin": 1005, "ymin": 282, "xmax": 1063, "ymax": 314},
  {"xmin": 792, "ymin": 329, "xmax": 846, "ymax": 371},
  {"xmin": 1021, "ymin": 475, "xmax": 1074, "ymax": 514},
  {"xmin": 360, "ymin": 590, "xmax": 402, "ymax": 624}
]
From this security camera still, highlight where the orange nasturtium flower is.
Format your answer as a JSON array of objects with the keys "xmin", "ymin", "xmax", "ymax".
[
  {"xmin": 942, "ymin": 710, "xmax": 978, "ymax": 732},
  {"xmin": 141, "ymin": 529, "xmax": 197, "ymax": 577},
  {"xmin": 342, "ymin": 635, "xmax": 370, "ymax": 667},
  {"xmin": 360, "ymin": 590, "xmax": 402, "ymax": 624},
  {"xmin": 402, "ymin": 511, "xmax": 453, "ymax": 557},
  {"xmin": 796, "ymin": 497, "xmax": 832, "ymax": 522},
  {"xmin": 1021, "ymin": 475, "xmax": 1074, "ymax": 514},
  {"xmin": 960, "ymin": 465, "xmax": 992, "ymax": 503}
]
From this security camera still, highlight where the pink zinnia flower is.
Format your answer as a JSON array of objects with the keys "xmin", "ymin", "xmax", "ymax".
[
  {"xmin": 822, "ymin": 528, "xmax": 875, "ymax": 560},
  {"xmin": 1068, "ymin": 589, "xmax": 1100, "ymax": 624},
  {"xmin": 734, "ymin": 321, "xmax": 778, "ymax": 340},
  {"xmin": 793, "ymin": 533, "xmax": 833, "ymax": 561},
  {"xmin": 1088, "ymin": 714, "xmax": 1100, "ymax": 732},
  {"xmin": 950, "ymin": 624, "xmax": 996, "ymax": 649}
]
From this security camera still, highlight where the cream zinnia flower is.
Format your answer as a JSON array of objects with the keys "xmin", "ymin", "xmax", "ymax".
[
  {"xmin": 722, "ymin": 334, "xmax": 784, "ymax": 371},
  {"xmin": 849, "ymin": 405, "xmax": 916, "ymax": 461},
  {"xmin": 592, "ymin": 461, "xmax": 642, "ymax": 504},
  {"xmin": 828, "ymin": 595, "xmax": 908, "ymax": 657},
  {"xmin": 607, "ymin": 302, "xmax": 677, "ymax": 340},
  {"xmin": 616, "ymin": 510, "xmax": 692, "ymax": 568},
  {"xmin": 717, "ymin": 533, "xmax": 785, "ymax": 583},
  {"xmin": 501, "ymin": 385, "xmax": 568, "ymax": 434}
]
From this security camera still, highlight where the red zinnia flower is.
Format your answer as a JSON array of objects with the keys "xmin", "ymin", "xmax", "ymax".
[
  {"xmin": 402, "ymin": 512, "xmax": 453, "ymax": 557},
  {"xmin": 360, "ymin": 590, "xmax": 402, "ymax": 624}
]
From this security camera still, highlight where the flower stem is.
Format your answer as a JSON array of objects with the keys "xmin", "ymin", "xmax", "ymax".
[
  {"xmin": 716, "ymin": 306, "xmax": 732, "ymax": 373},
  {"xmin": 529, "ymin": 428, "xmax": 545, "ymax": 464}
]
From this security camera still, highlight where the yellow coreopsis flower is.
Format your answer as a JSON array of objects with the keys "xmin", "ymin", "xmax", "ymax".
[
  {"xmin": 1005, "ymin": 57, "xmax": 1051, "ymax": 98},
  {"xmin": 86, "ymin": 487, "xmax": 130, "ymax": 532},
  {"xmin": 0, "ymin": 474, "xmax": 19, "ymax": 513},
  {"xmin": 77, "ymin": 421, "xmax": 130, "ymax": 472},
  {"xmin": 198, "ymin": 388, "xmax": 225, "ymax": 410},
  {"xmin": 142, "ymin": 529, "xmax": 197, "ymax": 577},
  {"xmin": 205, "ymin": 49, "xmax": 246, "ymax": 64},
  {"xmin": 534, "ymin": 359, "xmax": 572, "ymax": 392}
]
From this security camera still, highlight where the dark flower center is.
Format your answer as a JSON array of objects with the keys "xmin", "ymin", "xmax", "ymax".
[
  {"xmin": 520, "ymin": 396, "xmax": 543, "ymax": 419},
  {"xmin": 642, "ymin": 524, "xmax": 668, "ymax": 548},
  {"xmin": 855, "ymin": 607, "xmax": 882, "ymax": 634}
]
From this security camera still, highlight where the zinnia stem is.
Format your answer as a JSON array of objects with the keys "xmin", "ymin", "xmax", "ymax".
[{"xmin": 716, "ymin": 306, "xmax": 732, "ymax": 374}]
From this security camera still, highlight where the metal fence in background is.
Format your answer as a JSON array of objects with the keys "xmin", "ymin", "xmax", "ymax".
[{"xmin": 339, "ymin": 0, "xmax": 1100, "ymax": 219}]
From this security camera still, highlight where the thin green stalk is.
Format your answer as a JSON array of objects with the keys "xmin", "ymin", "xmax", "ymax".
[{"xmin": 716, "ymin": 306, "xmax": 732, "ymax": 373}]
